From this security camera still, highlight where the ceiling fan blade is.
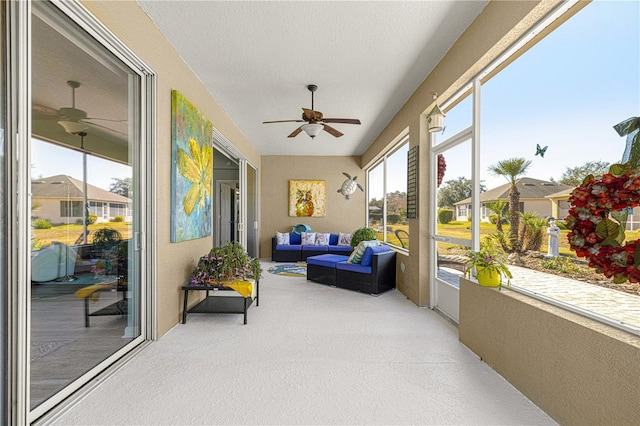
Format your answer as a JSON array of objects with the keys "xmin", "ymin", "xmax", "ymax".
[
  {"xmin": 302, "ymin": 108, "xmax": 323, "ymax": 121},
  {"xmin": 84, "ymin": 117, "xmax": 128, "ymax": 123},
  {"xmin": 33, "ymin": 114, "xmax": 60, "ymax": 120},
  {"xmin": 82, "ymin": 120, "xmax": 128, "ymax": 136},
  {"xmin": 322, "ymin": 124, "xmax": 343, "ymax": 138},
  {"xmin": 287, "ymin": 127, "xmax": 303, "ymax": 138},
  {"xmin": 322, "ymin": 118, "xmax": 361, "ymax": 125},
  {"xmin": 33, "ymin": 104, "xmax": 59, "ymax": 115},
  {"xmin": 263, "ymin": 119, "xmax": 305, "ymax": 124}
]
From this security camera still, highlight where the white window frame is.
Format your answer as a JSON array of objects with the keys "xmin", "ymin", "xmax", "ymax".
[
  {"xmin": 436, "ymin": 0, "xmax": 640, "ymax": 337},
  {"xmin": 366, "ymin": 135, "xmax": 410, "ymax": 251}
]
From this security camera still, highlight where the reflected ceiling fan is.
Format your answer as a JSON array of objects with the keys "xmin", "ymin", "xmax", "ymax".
[
  {"xmin": 263, "ymin": 84, "xmax": 361, "ymax": 138},
  {"xmin": 32, "ymin": 80, "xmax": 126, "ymax": 135}
]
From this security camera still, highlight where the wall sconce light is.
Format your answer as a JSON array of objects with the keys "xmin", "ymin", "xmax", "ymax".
[{"xmin": 427, "ymin": 92, "xmax": 445, "ymax": 133}]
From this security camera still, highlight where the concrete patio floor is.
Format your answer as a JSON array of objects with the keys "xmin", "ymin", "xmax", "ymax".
[{"xmin": 50, "ymin": 260, "xmax": 556, "ymax": 425}]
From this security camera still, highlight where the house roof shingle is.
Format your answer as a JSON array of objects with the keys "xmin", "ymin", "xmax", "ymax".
[
  {"xmin": 453, "ymin": 177, "xmax": 572, "ymax": 205},
  {"xmin": 31, "ymin": 175, "xmax": 131, "ymax": 203}
]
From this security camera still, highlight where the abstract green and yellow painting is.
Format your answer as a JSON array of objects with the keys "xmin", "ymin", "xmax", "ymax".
[{"xmin": 171, "ymin": 90, "xmax": 213, "ymax": 242}]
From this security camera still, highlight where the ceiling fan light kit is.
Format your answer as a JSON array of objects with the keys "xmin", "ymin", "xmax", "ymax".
[
  {"xmin": 263, "ymin": 84, "xmax": 361, "ymax": 139},
  {"xmin": 301, "ymin": 123, "xmax": 323, "ymax": 138},
  {"xmin": 58, "ymin": 120, "xmax": 89, "ymax": 134}
]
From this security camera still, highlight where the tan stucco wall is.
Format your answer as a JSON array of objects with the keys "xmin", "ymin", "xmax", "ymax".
[
  {"xmin": 360, "ymin": 0, "xmax": 568, "ymax": 306},
  {"xmin": 523, "ymin": 199, "xmax": 553, "ymax": 218},
  {"xmin": 81, "ymin": 1, "xmax": 261, "ymax": 337},
  {"xmin": 33, "ymin": 198, "xmax": 67, "ymax": 224},
  {"xmin": 260, "ymin": 156, "xmax": 365, "ymax": 257},
  {"xmin": 459, "ymin": 278, "xmax": 640, "ymax": 425}
]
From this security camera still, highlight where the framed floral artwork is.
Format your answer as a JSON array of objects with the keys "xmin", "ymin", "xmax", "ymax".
[
  {"xmin": 289, "ymin": 180, "xmax": 326, "ymax": 217},
  {"xmin": 171, "ymin": 90, "xmax": 213, "ymax": 242}
]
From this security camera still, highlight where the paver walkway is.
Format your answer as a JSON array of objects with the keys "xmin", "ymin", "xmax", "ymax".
[
  {"xmin": 508, "ymin": 264, "xmax": 640, "ymax": 331},
  {"xmin": 438, "ymin": 265, "xmax": 640, "ymax": 332}
]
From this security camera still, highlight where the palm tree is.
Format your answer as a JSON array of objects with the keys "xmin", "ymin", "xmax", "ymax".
[
  {"xmin": 519, "ymin": 212, "xmax": 548, "ymax": 252},
  {"xmin": 485, "ymin": 200, "xmax": 509, "ymax": 233},
  {"xmin": 488, "ymin": 158, "xmax": 532, "ymax": 251}
]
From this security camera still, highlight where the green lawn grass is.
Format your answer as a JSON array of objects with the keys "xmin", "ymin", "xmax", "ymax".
[
  {"xmin": 372, "ymin": 222, "xmax": 409, "ymax": 248},
  {"xmin": 33, "ymin": 222, "xmax": 131, "ymax": 247},
  {"xmin": 437, "ymin": 220, "xmax": 640, "ymax": 256}
]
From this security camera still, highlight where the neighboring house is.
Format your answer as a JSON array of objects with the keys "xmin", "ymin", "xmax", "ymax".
[
  {"xmin": 547, "ymin": 187, "xmax": 640, "ymax": 231},
  {"xmin": 454, "ymin": 177, "xmax": 572, "ymax": 222},
  {"xmin": 545, "ymin": 187, "xmax": 573, "ymax": 222},
  {"xmin": 32, "ymin": 174, "xmax": 132, "ymax": 224}
]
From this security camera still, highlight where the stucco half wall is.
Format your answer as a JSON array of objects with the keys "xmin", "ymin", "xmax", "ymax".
[{"xmin": 459, "ymin": 278, "xmax": 640, "ymax": 425}]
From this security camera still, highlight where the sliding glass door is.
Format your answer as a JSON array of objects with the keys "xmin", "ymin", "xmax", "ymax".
[
  {"xmin": 0, "ymin": 2, "xmax": 7, "ymax": 421},
  {"xmin": 27, "ymin": 1, "xmax": 151, "ymax": 419}
]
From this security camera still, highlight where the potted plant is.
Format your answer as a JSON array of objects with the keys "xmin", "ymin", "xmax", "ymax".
[
  {"xmin": 189, "ymin": 241, "xmax": 262, "ymax": 286},
  {"xmin": 463, "ymin": 237, "xmax": 512, "ymax": 288},
  {"xmin": 350, "ymin": 226, "xmax": 377, "ymax": 249}
]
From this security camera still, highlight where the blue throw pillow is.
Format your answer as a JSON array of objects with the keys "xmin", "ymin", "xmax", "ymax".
[
  {"xmin": 290, "ymin": 233, "xmax": 302, "ymax": 245},
  {"xmin": 361, "ymin": 245, "xmax": 391, "ymax": 266},
  {"xmin": 329, "ymin": 233, "xmax": 339, "ymax": 245}
]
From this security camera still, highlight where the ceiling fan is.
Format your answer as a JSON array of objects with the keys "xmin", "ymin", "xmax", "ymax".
[
  {"xmin": 32, "ymin": 80, "xmax": 126, "ymax": 135},
  {"xmin": 263, "ymin": 84, "xmax": 361, "ymax": 138}
]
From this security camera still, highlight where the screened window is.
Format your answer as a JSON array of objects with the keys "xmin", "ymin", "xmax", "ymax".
[
  {"xmin": 109, "ymin": 202, "xmax": 127, "ymax": 218},
  {"xmin": 463, "ymin": 0, "xmax": 640, "ymax": 333},
  {"xmin": 367, "ymin": 162, "xmax": 384, "ymax": 230},
  {"xmin": 367, "ymin": 138, "xmax": 409, "ymax": 249},
  {"xmin": 59, "ymin": 200, "xmax": 83, "ymax": 217},
  {"xmin": 88, "ymin": 201, "xmax": 103, "ymax": 216}
]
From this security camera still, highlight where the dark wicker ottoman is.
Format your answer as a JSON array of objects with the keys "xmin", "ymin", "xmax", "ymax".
[{"xmin": 306, "ymin": 254, "xmax": 349, "ymax": 286}]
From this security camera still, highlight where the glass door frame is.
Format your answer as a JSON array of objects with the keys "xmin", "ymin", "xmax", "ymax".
[
  {"xmin": 428, "ymin": 79, "xmax": 481, "ymax": 323},
  {"xmin": 6, "ymin": 1, "xmax": 157, "ymax": 423},
  {"xmin": 213, "ymin": 129, "xmax": 258, "ymax": 257},
  {"xmin": 240, "ymin": 159, "xmax": 259, "ymax": 258}
]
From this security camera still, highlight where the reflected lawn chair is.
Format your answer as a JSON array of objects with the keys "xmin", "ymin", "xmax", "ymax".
[
  {"xmin": 394, "ymin": 229, "xmax": 409, "ymax": 249},
  {"xmin": 32, "ymin": 242, "xmax": 78, "ymax": 282}
]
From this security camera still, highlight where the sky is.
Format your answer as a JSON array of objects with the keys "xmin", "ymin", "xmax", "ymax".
[
  {"xmin": 31, "ymin": 138, "xmax": 131, "ymax": 190},
  {"xmin": 438, "ymin": 0, "xmax": 640, "ymax": 190}
]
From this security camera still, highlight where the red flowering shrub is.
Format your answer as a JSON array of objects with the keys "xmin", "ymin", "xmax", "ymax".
[
  {"xmin": 567, "ymin": 168, "xmax": 640, "ymax": 283},
  {"xmin": 437, "ymin": 154, "xmax": 446, "ymax": 187}
]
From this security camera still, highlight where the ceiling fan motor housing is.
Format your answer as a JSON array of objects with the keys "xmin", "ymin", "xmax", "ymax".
[{"xmin": 262, "ymin": 83, "xmax": 360, "ymax": 138}]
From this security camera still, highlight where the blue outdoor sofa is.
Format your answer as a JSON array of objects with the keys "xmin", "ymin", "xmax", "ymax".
[{"xmin": 271, "ymin": 233, "xmax": 353, "ymax": 262}]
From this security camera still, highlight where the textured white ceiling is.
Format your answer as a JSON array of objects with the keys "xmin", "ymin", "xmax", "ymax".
[{"xmin": 137, "ymin": 1, "xmax": 488, "ymax": 156}]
